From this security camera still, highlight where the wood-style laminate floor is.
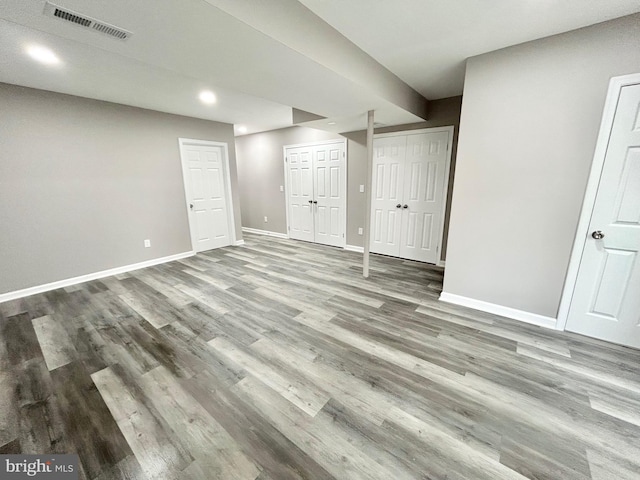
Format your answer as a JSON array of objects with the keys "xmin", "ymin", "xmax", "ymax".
[{"xmin": 1, "ymin": 233, "xmax": 639, "ymax": 479}]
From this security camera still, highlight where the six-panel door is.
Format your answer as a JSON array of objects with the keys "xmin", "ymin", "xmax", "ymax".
[
  {"xmin": 566, "ymin": 83, "xmax": 640, "ymax": 348},
  {"xmin": 286, "ymin": 142, "xmax": 345, "ymax": 247},
  {"xmin": 287, "ymin": 146, "xmax": 315, "ymax": 242},
  {"xmin": 370, "ymin": 131, "xmax": 449, "ymax": 264},
  {"xmin": 185, "ymin": 144, "xmax": 231, "ymax": 252}
]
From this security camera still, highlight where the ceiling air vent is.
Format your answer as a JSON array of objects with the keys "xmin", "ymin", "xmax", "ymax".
[{"xmin": 43, "ymin": 2, "xmax": 132, "ymax": 41}]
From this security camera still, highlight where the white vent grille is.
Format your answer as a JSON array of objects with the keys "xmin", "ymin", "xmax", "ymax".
[{"xmin": 44, "ymin": 2, "xmax": 132, "ymax": 41}]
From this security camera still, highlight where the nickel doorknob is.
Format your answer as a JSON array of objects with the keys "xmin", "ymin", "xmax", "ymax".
[{"xmin": 591, "ymin": 230, "xmax": 605, "ymax": 240}]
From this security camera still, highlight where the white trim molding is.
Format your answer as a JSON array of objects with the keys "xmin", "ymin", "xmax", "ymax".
[
  {"xmin": 234, "ymin": 239, "xmax": 246, "ymax": 246},
  {"xmin": 556, "ymin": 72, "xmax": 640, "ymax": 332},
  {"xmin": 242, "ymin": 227, "xmax": 289, "ymax": 239},
  {"xmin": 344, "ymin": 244, "xmax": 364, "ymax": 253},
  {"xmin": 0, "ymin": 251, "xmax": 194, "ymax": 304},
  {"xmin": 439, "ymin": 292, "xmax": 557, "ymax": 330}
]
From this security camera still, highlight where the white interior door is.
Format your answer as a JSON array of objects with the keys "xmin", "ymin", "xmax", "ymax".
[
  {"xmin": 285, "ymin": 141, "xmax": 346, "ymax": 247},
  {"xmin": 370, "ymin": 129, "xmax": 450, "ymax": 263},
  {"xmin": 180, "ymin": 140, "xmax": 233, "ymax": 252},
  {"xmin": 400, "ymin": 131, "xmax": 449, "ymax": 263},
  {"xmin": 314, "ymin": 143, "xmax": 345, "ymax": 247},
  {"xmin": 286, "ymin": 146, "xmax": 314, "ymax": 242},
  {"xmin": 566, "ymin": 83, "xmax": 640, "ymax": 348},
  {"xmin": 370, "ymin": 136, "xmax": 406, "ymax": 256}
]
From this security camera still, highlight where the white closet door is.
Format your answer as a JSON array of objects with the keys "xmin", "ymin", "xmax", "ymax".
[
  {"xmin": 286, "ymin": 146, "xmax": 314, "ymax": 242},
  {"xmin": 314, "ymin": 143, "xmax": 345, "ymax": 247},
  {"xmin": 400, "ymin": 131, "xmax": 450, "ymax": 263},
  {"xmin": 566, "ymin": 83, "xmax": 640, "ymax": 348},
  {"xmin": 370, "ymin": 136, "xmax": 406, "ymax": 256}
]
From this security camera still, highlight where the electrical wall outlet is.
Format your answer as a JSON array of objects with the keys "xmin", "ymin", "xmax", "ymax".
[
  {"xmin": 264, "ymin": 216, "xmax": 268, "ymax": 222},
  {"xmin": 279, "ymin": 185, "xmax": 284, "ymax": 192},
  {"xmin": 144, "ymin": 239, "xmax": 151, "ymax": 248},
  {"xmin": 358, "ymin": 227, "xmax": 363, "ymax": 235},
  {"xmin": 359, "ymin": 184, "xmax": 365, "ymax": 193}
]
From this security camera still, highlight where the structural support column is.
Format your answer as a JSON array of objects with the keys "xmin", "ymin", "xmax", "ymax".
[{"xmin": 363, "ymin": 110, "xmax": 374, "ymax": 277}]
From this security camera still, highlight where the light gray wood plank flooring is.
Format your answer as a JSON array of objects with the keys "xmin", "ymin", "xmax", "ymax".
[{"xmin": 1, "ymin": 232, "xmax": 639, "ymax": 479}]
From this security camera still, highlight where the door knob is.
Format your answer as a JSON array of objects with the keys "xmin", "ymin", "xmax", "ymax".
[
  {"xmin": 396, "ymin": 204, "xmax": 402, "ymax": 208},
  {"xmin": 402, "ymin": 204, "xmax": 408, "ymax": 209},
  {"xmin": 313, "ymin": 200, "xmax": 318, "ymax": 204},
  {"xmin": 591, "ymin": 230, "xmax": 605, "ymax": 240},
  {"xmin": 308, "ymin": 200, "xmax": 313, "ymax": 204},
  {"xmin": 189, "ymin": 203, "xmax": 194, "ymax": 210}
]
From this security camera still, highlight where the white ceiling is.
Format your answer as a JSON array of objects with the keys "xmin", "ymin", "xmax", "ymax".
[
  {"xmin": 1, "ymin": 0, "xmax": 639, "ymax": 135},
  {"xmin": 300, "ymin": 0, "xmax": 640, "ymax": 99}
]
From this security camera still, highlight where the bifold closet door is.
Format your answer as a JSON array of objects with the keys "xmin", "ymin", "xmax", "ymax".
[
  {"xmin": 314, "ymin": 143, "xmax": 345, "ymax": 247},
  {"xmin": 286, "ymin": 141, "xmax": 346, "ymax": 247},
  {"xmin": 400, "ymin": 131, "xmax": 449, "ymax": 263},
  {"xmin": 370, "ymin": 130, "xmax": 449, "ymax": 263},
  {"xmin": 286, "ymin": 146, "xmax": 314, "ymax": 242},
  {"xmin": 371, "ymin": 136, "xmax": 406, "ymax": 256}
]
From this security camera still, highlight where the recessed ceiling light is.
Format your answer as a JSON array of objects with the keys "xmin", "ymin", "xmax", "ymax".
[
  {"xmin": 26, "ymin": 45, "xmax": 60, "ymax": 65},
  {"xmin": 328, "ymin": 121, "xmax": 337, "ymax": 125},
  {"xmin": 199, "ymin": 90, "xmax": 217, "ymax": 105},
  {"xmin": 237, "ymin": 126, "xmax": 248, "ymax": 134}
]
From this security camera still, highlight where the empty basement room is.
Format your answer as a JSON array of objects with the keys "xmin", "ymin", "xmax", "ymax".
[{"xmin": 2, "ymin": 1, "xmax": 640, "ymax": 479}]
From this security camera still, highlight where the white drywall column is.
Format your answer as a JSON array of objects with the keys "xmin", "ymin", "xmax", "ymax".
[{"xmin": 363, "ymin": 110, "xmax": 375, "ymax": 277}]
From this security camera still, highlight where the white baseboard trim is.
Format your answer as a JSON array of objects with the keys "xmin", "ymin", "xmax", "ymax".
[
  {"xmin": 242, "ymin": 227, "xmax": 289, "ymax": 239},
  {"xmin": 344, "ymin": 244, "xmax": 364, "ymax": 253},
  {"xmin": 0, "ymin": 251, "xmax": 195, "ymax": 304},
  {"xmin": 234, "ymin": 239, "xmax": 246, "ymax": 246},
  {"xmin": 438, "ymin": 292, "xmax": 557, "ymax": 329}
]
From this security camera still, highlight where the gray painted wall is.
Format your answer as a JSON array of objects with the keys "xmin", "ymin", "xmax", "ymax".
[
  {"xmin": 0, "ymin": 83, "xmax": 241, "ymax": 295},
  {"xmin": 235, "ymin": 126, "xmax": 368, "ymax": 246},
  {"xmin": 443, "ymin": 14, "xmax": 640, "ymax": 318},
  {"xmin": 235, "ymin": 96, "xmax": 461, "ymax": 255}
]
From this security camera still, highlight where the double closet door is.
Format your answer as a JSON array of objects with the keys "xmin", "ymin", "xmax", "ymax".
[
  {"xmin": 370, "ymin": 129, "xmax": 451, "ymax": 264},
  {"xmin": 285, "ymin": 141, "xmax": 346, "ymax": 248}
]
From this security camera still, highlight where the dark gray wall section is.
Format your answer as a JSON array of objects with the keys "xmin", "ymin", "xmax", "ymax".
[
  {"xmin": 0, "ymin": 83, "xmax": 241, "ymax": 295},
  {"xmin": 443, "ymin": 13, "xmax": 640, "ymax": 318}
]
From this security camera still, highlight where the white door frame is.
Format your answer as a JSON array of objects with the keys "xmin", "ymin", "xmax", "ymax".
[
  {"xmin": 283, "ymin": 139, "xmax": 347, "ymax": 247},
  {"xmin": 556, "ymin": 72, "xmax": 640, "ymax": 331},
  {"xmin": 178, "ymin": 137, "xmax": 237, "ymax": 252},
  {"xmin": 373, "ymin": 126, "xmax": 454, "ymax": 266}
]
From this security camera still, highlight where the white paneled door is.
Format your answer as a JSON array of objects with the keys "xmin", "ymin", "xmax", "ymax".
[
  {"xmin": 565, "ymin": 82, "xmax": 640, "ymax": 348},
  {"xmin": 286, "ymin": 145, "xmax": 314, "ymax": 242},
  {"xmin": 179, "ymin": 139, "xmax": 234, "ymax": 252},
  {"xmin": 371, "ymin": 129, "xmax": 451, "ymax": 263},
  {"xmin": 285, "ymin": 141, "xmax": 346, "ymax": 248}
]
